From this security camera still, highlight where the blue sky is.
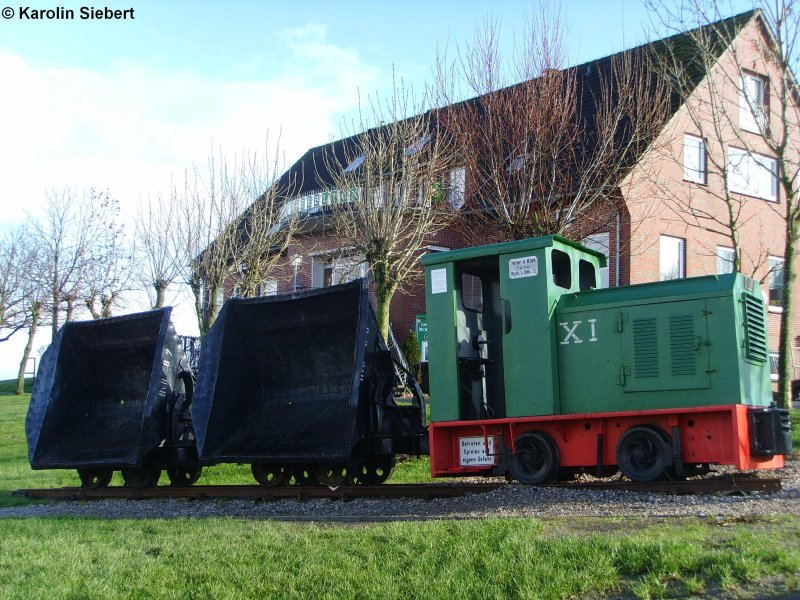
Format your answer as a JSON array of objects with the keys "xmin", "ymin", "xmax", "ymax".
[{"xmin": 0, "ymin": 0, "xmax": 753, "ymax": 377}]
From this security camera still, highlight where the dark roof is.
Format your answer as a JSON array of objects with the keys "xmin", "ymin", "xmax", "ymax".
[{"xmin": 266, "ymin": 10, "xmax": 757, "ymax": 207}]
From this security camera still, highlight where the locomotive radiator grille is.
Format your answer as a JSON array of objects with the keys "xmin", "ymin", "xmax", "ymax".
[
  {"xmin": 633, "ymin": 318, "xmax": 659, "ymax": 378},
  {"xmin": 669, "ymin": 315, "xmax": 697, "ymax": 376},
  {"xmin": 742, "ymin": 292, "xmax": 768, "ymax": 363}
]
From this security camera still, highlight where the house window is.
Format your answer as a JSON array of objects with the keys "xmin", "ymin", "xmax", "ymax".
[
  {"xmin": 580, "ymin": 232, "xmax": 610, "ymax": 288},
  {"xmin": 740, "ymin": 72, "xmax": 768, "ymax": 133},
  {"xmin": 769, "ymin": 351, "xmax": 780, "ymax": 382},
  {"xmin": 727, "ymin": 148, "xmax": 777, "ymax": 202},
  {"xmin": 716, "ymin": 246, "xmax": 735, "ymax": 274},
  {"xmin": 768, "ymin": 255, "xmax": 784, "ymax": 307},
  {"xmin": 660, "ymin": 235, "xmax": 685, "ymax": 281},
  {"xmin": 258, "ymin": 280, "xmax": 277, "ymax": 297},
  {"xmin": 683, "ymin": 135, "xmax": 706, "ymax": 184},
  {"xmin": 447, "ymin": 167, "xmax": 466, "ymax": 209},
  {"xmin": 232, "ymin": 285, "xmax": 242, "ymax": 298},
  {"xmin": 312, "ymin": 254, "xmax": 367, "ymax": 288}
]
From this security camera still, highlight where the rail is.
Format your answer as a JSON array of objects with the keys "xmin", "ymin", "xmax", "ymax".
[{"xmin": 13, "ymin": 475, "xmax": 780, "ymax": 501}]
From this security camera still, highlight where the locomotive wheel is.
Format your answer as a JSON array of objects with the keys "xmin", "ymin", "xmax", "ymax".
[
  {"xmin": 313, "ymin": 464, "xmax": 348, "ymax": 487},
  {"xmin": 348, "ymin": 455, "xmax": 396, "ymax": 485},
  {"xmin": 167, "ymin": 466, "xmax": 202, "ymax": 487},
  {"xmin": 77, "ymin": 468, "xmax": 113, "ymax": 489},
  {"xmin": 508, "ymin": 432, "xmax": 560, "ymax": 485},
  {"xmin": 290, "ymin": 465, "xmax": 320, "ymax": 486},
  {"xmin": 121, "ymin": 467, "xmax": 161, "ymax": 488},
  {"xmin": 251, "ymin": 463, "xmax": 287, "ymax": 487},
  {"xmin": 616, "ymin": 426, "xmax": 672, "ymax": 483}
]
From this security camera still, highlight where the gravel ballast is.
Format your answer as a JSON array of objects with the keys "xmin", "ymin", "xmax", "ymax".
[{"xmin": 3, "ymin": 459, "xmax": 798, "ymax": 521}]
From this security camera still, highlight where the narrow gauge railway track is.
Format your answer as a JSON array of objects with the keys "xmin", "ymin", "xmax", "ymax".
[
  {"xmin": 548, "ymin": 474, "xmax": 782, "ymax": 494},
  {"xmin": 14, "ymin": 483, "xmax": 504, "ymax": 501},
  {"xmin": 14, "ymin": 475, "xmax": 780, "ymax": 501}
]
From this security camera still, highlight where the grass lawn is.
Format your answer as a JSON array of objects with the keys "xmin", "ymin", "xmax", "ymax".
[
  {"xmin": 2, "ymin": 388, "xmax": 800, "ymax": 598},
  {"xmin": 0, "ymin": 516, "xmax": 799, "ymax": 599}
]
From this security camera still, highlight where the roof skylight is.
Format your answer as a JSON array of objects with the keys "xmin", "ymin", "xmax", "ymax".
[
  {"xmin": 343, "ymin": 155, "xmax": 365, "ymax": 173},
  {"xmin": 404, "ymin": 135, "xmax": 431, "ymax": 157}
]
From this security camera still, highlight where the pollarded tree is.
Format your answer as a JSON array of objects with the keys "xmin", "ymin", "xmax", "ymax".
[
  {"xmin": 135, "ymin": 192, "xmax": 182, "ymax": 309},
  {"xmin": 225, "ymin": 138, "xmax": 300, "ymax": 299},
  {"xmin": 27, "ymin": 187, "xmax": 94, "ymax": 337},
  {"xmin": 0, "ymin": 225, "xmax": 32, "ymax": 343},
  {"xmin": 321, "ymin": 87, "xmax": 456, "ymax": 341},
  {"xmin": 434, "ymin": 5, "xmax": 671, "ymax": 243},
  {"xmin": 177, "ymin": 140, "xmax": 298, "ymax": 336},
  {"xmin": 81, "ymin": 190, "xmax": 133, "ymax": 319}
]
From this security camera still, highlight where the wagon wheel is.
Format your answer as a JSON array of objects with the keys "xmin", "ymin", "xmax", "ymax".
[
  {"xmin": 290, "ymin": 465, "xmax": 320, "ymax": 486},
  {"xmin": 348, "ymin": 455, "xmax": 396, "ymax": 485},
  {"xmin": 616, "ymin": 426, "xmax": 672, "ymax": 483},
  {"xmin": 313, "ymin": 463, "xmax": 348, "ymax": 487},
  {"xmin": 508, "ymin": 432, "xmax": 560, "ymax": 485},
  {"xmin": 167, "ymin": 466, "xmax": 203, "ymax": 487},
  {"xmin": 251, "ymin": 463, "xmax": 287, "ymax": 487},
  {"xmin": 121, "ymin": 467, "xmax": 161, "ymax": 488},
  {"xmin": 77, "ymin": 468, "xmax": 113, "ymax": 489}
]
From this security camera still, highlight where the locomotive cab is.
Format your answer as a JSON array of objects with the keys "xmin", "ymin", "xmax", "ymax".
[{"xmin": 423, "ymin": 236, "xmax": 605, "ymax": 424}]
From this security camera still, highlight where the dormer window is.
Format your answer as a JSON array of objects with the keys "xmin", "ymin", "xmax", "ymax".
[
  {"xmin": 404, "ymin": 135, "xmax": 431, "ymax": 156},
  {"xmin": 740, "ymin": 72, "xmax": 768, "ymax": 133},
  {"xmin": 343, "ymin": 155, "xmax": 364, "ymax": 173}
]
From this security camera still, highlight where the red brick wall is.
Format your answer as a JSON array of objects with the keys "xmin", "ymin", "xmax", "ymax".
[{"xmin": 620, "ymin": 18, "xmax": 800, "ymax": 382}]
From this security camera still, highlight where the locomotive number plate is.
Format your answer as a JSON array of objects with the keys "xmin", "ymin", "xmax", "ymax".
[{"xmin": 459, "ymin": 436, "xmax": 496, "ymax": 466}]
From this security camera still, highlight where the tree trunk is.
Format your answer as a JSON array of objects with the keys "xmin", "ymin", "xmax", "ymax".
[
  {"xmin": 154, "ymin": 282, "xmax": 166, "ymax": 309},
  {"xmin": 189, "ymin": 281, "xmax": 208, "ymax": 338},
  {"xmin": 16, "ymin": 302, "xmax": 40, "ymax": 395},
  {"xmin": 372, "ymin": 262, "xmax": 396, "ymax": 343},
  {"xmin": 777, "ymin": 208, "xmax": 798, "ymax": 410},
  {"xmin": 50, "ymin": 289, "xmax": 59, "ymax": 338},
  {"xmin": 101, "ymin": 295, "xmax": 112, "ymax": 318}
]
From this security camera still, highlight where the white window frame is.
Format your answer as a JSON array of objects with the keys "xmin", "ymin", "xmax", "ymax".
[
  {"xmin": 768, "ymin": 255, "xmax": 785, "ymax": 311},
  {"xmin": 231, "ymin": 284, "xmax": 242, "ymax": 298},
  {"xmin": 769, "ymin": 351, "xmax": 780, "ymax": 381},
  {"xmin": 727, "ymin": 148, "xmax": 778, "ymax": 202},
  {"xmin": 447, "ymin": 166, "xmax": 466, "ymax": 209},
  {"xmin": 311, "ymin": 253, "xmax": 367, "ymax": 288},
  {"xmin": 258, "ymin": 279, "xmax": 277, "ymax": 297},
  {"xmin": 740, "ymin": 72, "xmax": 768, "ymax": 133},
  {"xmin": 683, "ymin": 134, "xmax": 706, "ymax": 184},
  {"xmin": 580, "ymin": 232, "xmax": 610, "ymax": 289},
  {"xmin": 660, "ymin": 235, "xmax": 686, "ymax": 281},
  {"xmin": 716, "ymin": 246, "xmax": 735, "ymax": 275}
]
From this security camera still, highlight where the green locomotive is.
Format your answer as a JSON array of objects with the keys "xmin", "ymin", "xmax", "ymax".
[{"xmin": 423, "ymin": 235, "xmax": 791, "ymax": 483}]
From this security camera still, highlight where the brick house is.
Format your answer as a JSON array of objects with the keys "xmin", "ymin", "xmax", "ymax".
[{"xmin": 220, "ymin": 9, "xmax": 799, "ymax": 386}]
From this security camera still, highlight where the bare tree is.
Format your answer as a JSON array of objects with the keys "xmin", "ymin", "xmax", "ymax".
[
  {"xmin": 0, "ymin": 225, "xmax": 32, "ymax": 343},
  {"xmin": 135, "ymin": 192, "xmax": 182, "ymax": 309},
  {"xmin": 177, "ymin": 140, "xmax": 298, "ymax": 336},
  {"xmin": 27, "ymin": 188, "xmax": 93, "ymax": 337},
  {"xmin": 15, "ymin": 245, "xmax": 46, "ymax": 395},
  {"xmin": 649, "ymin": 1, "xmax": 800, "ymax": 409},
  {"xmin": 434, "ymin": 5, "xmax": 671, "ymax": 243},
  {"xmin": 322, "ymin": 87, "xmax": 456, "ymax": 340},
  {"xmin": 226, "ymin": 141, "xmax": 300, "ymax": 298},
  {"xmin": 81, "ymin": 190, "xmax": 133, "ymax": 319}
]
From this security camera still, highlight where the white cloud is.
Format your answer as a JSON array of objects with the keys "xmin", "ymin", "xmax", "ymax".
[
  {"xmin": 0, "ymin": 22, "xmax": 381, "ymax": 222},
  {"xmin": 0, "ymin": 23, "xmax": 382, "ymax": 378}
]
